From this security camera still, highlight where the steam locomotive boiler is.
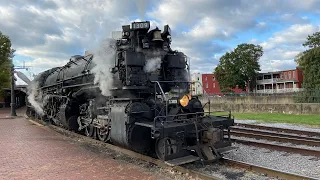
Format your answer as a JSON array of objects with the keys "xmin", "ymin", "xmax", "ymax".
[{"xmin": 26, "ymin": 21, "xmax": 234, "ymax": 166}]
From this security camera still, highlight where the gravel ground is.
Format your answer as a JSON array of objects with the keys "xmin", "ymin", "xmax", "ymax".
[
  {"xmin": 184, "ymin": 161, "xmax": 278, "ymax": 180},
  {"xmin": 235, "ymin": 120, "xmax": 320, "ymax": 133},
  {"xmin": 224, "ymin": 143, "xmax": 320, "ymax": 179}
]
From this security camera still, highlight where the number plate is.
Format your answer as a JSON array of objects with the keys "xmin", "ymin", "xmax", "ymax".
[
  {"xmin": 132, "ymin": 22, "xmax": 150, "ymax": 30},
  {"xmin": 169, "ymin": 99, "xmax": 178, "ymax": 104}
]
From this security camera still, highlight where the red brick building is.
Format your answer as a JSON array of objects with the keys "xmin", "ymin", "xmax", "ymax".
[
  {"xmin": 201, "ymin": 74, "xmax": 246, "ymax": 95},
  {"xmin": 256, "ymin": 67, "xmax": 304, "ymax": 93},
  {"xmin": 193, "ymin": 67, "xmax": 304, "ymax": 95}
]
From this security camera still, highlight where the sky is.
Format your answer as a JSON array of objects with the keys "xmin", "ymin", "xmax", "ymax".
[{"xmin": 0, "ymin": 0, "xmax": 319, "ymax": 85}]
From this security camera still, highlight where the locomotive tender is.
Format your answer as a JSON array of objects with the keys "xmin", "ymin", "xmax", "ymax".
[{"xmin": 26, "ymin": 21, "xmax": 234, "ymax": 166}]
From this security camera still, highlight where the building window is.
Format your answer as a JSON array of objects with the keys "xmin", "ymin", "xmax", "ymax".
[
  {"xmin": 288, "ymin": 71, "xmax": 291, "ymax": 79},
  {"xmin": 293, "ymin": 71, "xmax": 296, "ymax": 79},
  {"xmin": 264, "ymin": 74, "xmax": 271, "ymax": 79},
  {"xmin": 206, "ymin": 83, "xmax": 208, "ymax": 88},
  {"xmin": 213, "ymin": 83, "xmax": 215, "ymax": 88},
  {"xmin": 212, "ymin": 76, "xmax": 215, "ymax": 80},
  {"xmin": 205, "ymin": 77, "xmax": 207, "ymax": 81},
  {"xmin": 284, "ymin": 72, "xmax": 287, "ymax": 79}
]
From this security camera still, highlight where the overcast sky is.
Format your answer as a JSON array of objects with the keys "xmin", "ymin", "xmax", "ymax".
[{"xmin": 0, "ymin": 0, "xmax": 319, "ymax": 84}]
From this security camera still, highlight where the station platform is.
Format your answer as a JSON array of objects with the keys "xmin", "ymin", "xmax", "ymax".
[{"xmin": 0, "ymin": 107, "xmax": 168, "ymax": 180}]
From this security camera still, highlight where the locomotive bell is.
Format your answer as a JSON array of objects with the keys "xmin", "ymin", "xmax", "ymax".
[{"xmin": 152, "ymin": 30, "xmax": 164, "ymax": 41}]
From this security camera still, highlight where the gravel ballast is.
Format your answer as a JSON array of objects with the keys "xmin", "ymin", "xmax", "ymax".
[
  {"xmin": 224, "ymin": 143, "xmax": 320, "ymax": 179},
  {"xmin": 223, "ymin": 120, "xmax": 320, "ymax": 178}
]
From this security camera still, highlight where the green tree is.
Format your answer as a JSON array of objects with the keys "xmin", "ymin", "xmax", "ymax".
[
  {"xmin": 295, "ymin": 30, "xmax": 320, "ymax": 89},
  {"xmin": 214, "ymin": 43, "xmax": 263, "ymax": 92},
  {"xmin": 0, "ymin": 31, "xmax": 14, "ymax": 98},
  {"xmin": 302, "ymin": 31, "xmax": 320, "ymax": 49},
  {"xmin": 294, "ymin": 30, "xmax": 320, "ymax": 103}
]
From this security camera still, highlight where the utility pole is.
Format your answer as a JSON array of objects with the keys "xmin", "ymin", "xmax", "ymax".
[
  {"xmin": 10, "ymin": 64, "xmax": 17, "ymax": 116},
  {"xmin": 9, "ymin": 62, "xmax": 32, "ymax": 117}
]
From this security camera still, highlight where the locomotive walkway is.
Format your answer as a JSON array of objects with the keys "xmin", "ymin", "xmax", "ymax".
[{"xmin": 0, "ymin": 107, "xmax": 171, "ymax": 180}]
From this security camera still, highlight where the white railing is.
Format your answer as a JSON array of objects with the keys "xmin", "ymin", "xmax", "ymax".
[{"xmin": 256, "ymin": 78, "xmax": 281, "ymax": 84}]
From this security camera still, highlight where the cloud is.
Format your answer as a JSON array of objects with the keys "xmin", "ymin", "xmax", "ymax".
[
  {"xmin": 148, "ymin": 0, "xmax": 320, "ymax": 74},
  {"xmin": 277, "ymin": 13, "xmax": 310, "ymax": 24},
  {"xmin": 0, "ymin": 0, "xmax": 142, "ymax": 70},
  {"xmin": 260, "ymin": 24, "xmax": 320, "ymax": 50},
  {"xmin": 260, "ymin": 60, "xmax": 297, "ymax": 73},
  {"xmin": 258, "ymin": 23, "xmax": 320, "ymax": 73},
  {"xmin": 24, "ymin": 57, "xmax": 67, "ymax": 69},
  {"xmin": 1, "ymin": 0, "xmax": 320, "ymax": 83}
]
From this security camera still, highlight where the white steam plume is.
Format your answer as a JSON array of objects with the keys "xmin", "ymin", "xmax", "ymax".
[
  {"xmin": 27, "ymin": 81, "xmax": 44, "ymax": 116},
  {"xmin": 90, "ymin": 38, "xmax": 116, "ymax": 96},
  {"xmin": 135, "ymin": 0, "xmax": 147, "ymax": 20},
  {"xmin": 144, "ymin": 57, "xmax": 161, "ymax": 73},
  {"xmin": 143, "ymin": 50, "xmax": 166, "ymax": 73}
]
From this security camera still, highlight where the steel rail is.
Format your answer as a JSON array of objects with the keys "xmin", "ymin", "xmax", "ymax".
[
  {"xmin": 222, "ymin": 158, "xmax": 318, "ymax": 180},
  {"xmin": 230, "ymin": 126, "xmax": 320, "ymax": 141},
  {"xmin": 230, "ymin": 131, "xmax": 320, "ymax": 146},
  {"xmin": 230, "ymin": 138, "xmax": 320, "ymax": 157},
  {"xmin": 235, "ymin": 123, "xmax": 320, "ymax": 137}
]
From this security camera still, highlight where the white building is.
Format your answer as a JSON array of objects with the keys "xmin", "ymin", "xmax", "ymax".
[{"xmin": 190, "ymin": 73, "xmax": 203, "ymax": 95}]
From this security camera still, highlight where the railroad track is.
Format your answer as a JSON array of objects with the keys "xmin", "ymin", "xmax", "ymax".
[
  {"xmin": 226, "ymin": 123, "xmax": 320, "ymax": 157},
  {"xmin": 222, "ymin": 158, "xmax": 318, "ymax": 180},
  {"xmin": 26, "ymin": 116, "xmax": 318, "ymax": 180},
  {"xmin": 235, "ymin": 123, "xmax": 320, "ymax": 137}
]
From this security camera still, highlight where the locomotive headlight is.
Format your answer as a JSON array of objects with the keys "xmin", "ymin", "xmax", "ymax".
[{"xmin": 179, "ymin": 94, "xmax": 191, "ymax": 107}]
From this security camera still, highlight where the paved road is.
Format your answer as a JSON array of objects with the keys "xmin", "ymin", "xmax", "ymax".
[{"xmin": 0, "ymin": 108, "xmax": 173, "ymax": 180}]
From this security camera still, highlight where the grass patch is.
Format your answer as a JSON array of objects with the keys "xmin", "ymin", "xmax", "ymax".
[{"xmin": 210, "ymin": 111, "xmax": 320, "ymax": 126}]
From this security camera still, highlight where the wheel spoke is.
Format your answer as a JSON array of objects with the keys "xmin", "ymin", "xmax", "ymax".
[
  {"xmin": 84, "ymin": 125, "xmax": 94, "ymax": 137},
  {"xmin": 96, "ymin": 127, "xmax": 110, "ymax": 142}
]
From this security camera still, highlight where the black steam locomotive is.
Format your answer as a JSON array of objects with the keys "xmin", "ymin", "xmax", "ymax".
[{"xmin": 26, "ymin": 21, "xmax": 234, "ymax": 166}]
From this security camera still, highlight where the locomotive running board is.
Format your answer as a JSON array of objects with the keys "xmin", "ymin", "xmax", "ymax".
[{"xmin": 164, "ymin": 155, "xmax": 200, "ymax": 166}]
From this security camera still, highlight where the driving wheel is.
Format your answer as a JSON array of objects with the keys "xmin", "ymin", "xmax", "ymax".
[{"xmin": 155, "ymin": 138, "xmax": 177, "ymax": 160}]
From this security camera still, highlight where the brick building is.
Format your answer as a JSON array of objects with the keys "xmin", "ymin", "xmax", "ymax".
[
  {"xmin": 202, "ymin": 74, "xmax": 245, "ymax": 95},
  {"xmin": 190, "ymin": 73, "xmax": 246, "ymax": 95},
  {"xmin": 255, "ymin": 67, "xmax": 304, "ymax": 93},
  {"xmin": 190, "ymin": 67, "xmax": 304, "ymax": 95}
]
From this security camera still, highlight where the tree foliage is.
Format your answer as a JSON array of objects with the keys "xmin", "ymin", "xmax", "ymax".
[
  {"xmin": 295, "ymin": 30, "xmax": 320, "ymax": 90},
  {"xmin": 0, "ymin": 31, "xmax": 14, "ymax": 98},
  {"xmin": 302, "ymin": 31, "xmax": 320, "ymax": 49},
  {"xmin": 214, "ymin": 43, "xmax": 263, "ymax": 92}
]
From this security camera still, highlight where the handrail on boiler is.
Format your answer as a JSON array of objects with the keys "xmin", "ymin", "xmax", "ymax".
[
  {"xmin": 192, "ymin": 81, "xmax": 211, "ymax": 113},
  {"xmin": 151, "ymin": 80, "xmax": 212, "ymax": 114},
  {"xmin": 152, "ymin": 81, "xmax": 167, "ymax": 101}
]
